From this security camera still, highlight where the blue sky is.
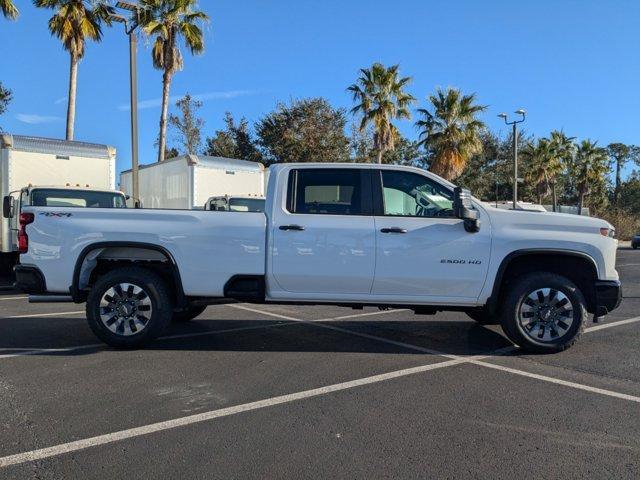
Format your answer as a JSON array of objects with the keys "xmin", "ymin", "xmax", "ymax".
[{"xmin": 1, "ymin": 0, "xmax": 639, "ymax": 178}]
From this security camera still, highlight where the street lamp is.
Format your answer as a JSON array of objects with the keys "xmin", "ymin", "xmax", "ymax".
[
  {"xmin": 108, "ymin": 1, "xmax": 142, "ymax": 203},
  {"xmin": 498, "ymin": 109, "xmax": 526, "ymax": 209}
]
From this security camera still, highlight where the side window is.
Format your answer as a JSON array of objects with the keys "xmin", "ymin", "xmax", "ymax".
[
  {"xmin": 381, "ymin": 170, "xmax": 455, "ymax": 217},
  {"xmin": 287, "ymin": 169, "xmax": 366, "ymax": 216}
]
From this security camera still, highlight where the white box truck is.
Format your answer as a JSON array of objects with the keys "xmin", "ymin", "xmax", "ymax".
[
  {"xmin": 0, "ymin": 134, "xmax": 117, "ymax": 276},
  {"xmin": 119, "ymin": 155, "xmax": 265, "ymax": 210}
]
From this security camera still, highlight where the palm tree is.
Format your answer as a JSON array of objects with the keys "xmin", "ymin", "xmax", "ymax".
[
  {"xmin": 607, "ymin": 143, "xmax": 640, "ymax": 206},
  {"xmin": 548, "ymin": 130, "xmax": 575, "ymax": 211},
  {"xmin": 415, "ymin": 87, "xmax": 487, "ymax": 181},
  {"xmin": 138, "ymin": 0, "xmax": 209, "ymax": 162},
  {"xmin": 348, "ymin": 63, "xmax": 415, "ymax": 164},
  {"xmin": 522, "ymin": 138, "xmax": 556, "ymax": 205},
  {"xmin": 1, "ymin": 0, "xmax": 18, "ymax": 19},
  {"xmin": 573, "ymin": 140, "xmax": 608, "ymax": 215},
  {"xmin": 34, "ymin": 0, "xmax": 112, "ymax": 140}
]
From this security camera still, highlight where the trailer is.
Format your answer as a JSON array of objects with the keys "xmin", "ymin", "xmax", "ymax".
[
  {"xmin": 120, "ymin": 154, "xmax": 265, "ymax": 210},
  {"xmin": 0, "ymin": 134, "xmax": 116, "ymax": 276}
]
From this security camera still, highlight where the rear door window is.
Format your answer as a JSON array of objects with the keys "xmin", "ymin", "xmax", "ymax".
[{"xmin": 287, "ymin": 169, "xmax": 370, "ymax": 216}]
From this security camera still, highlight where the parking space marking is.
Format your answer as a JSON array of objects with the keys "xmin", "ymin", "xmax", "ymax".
[
  {"xmin": 0, "ymin": 357, "xmax": 469, "ymax": 468},
  {"xmin": 231, "ymin": 305, "xmax": 640, "ymax": 405},
  {"xmin": 232, "ymin": 304, "xmax": 516, "ymax": 360},
  {"xmin": 466, "ymin": 359, "xmax": 640, "ymax": 403},
  {"xmin": 0, "ymin": 308, "xmax": 399, "ymax": 361},
  {"xmin": 5, "ymin": 311, "xmax": 85, "ymax": 319},
  {"xmin": 585, "ymin": 316, "xmax": 640, "ymax": 333},
  {"xmin": 0, "ymin": 296, "xmax": 28, "ymax": 301}
]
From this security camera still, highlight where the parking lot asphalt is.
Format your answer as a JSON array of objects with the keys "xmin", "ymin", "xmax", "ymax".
[{"xmin": 0, "ymin": 248, "xmax": 638, "ymax": 479}]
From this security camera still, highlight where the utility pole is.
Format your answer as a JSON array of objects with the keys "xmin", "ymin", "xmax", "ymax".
[
  {"xmin": 108, "ymin": 2, "xmax": 141, "ymax": 203},
  {"xmin": 498, "ymin": 110, "xmax": 526, "ymax": 209}
]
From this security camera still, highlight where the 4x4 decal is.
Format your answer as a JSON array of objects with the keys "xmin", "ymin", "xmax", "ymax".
[{"xmin": 39, "ymin": 212, "xmax": 73, "ymax": 218}]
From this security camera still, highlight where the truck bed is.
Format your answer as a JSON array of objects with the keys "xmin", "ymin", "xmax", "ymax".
[{"xmin": 20, "ymin": 207, "xmax": 267, "ymax": 296}]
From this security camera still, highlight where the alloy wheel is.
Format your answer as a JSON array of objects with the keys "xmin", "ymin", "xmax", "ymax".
[
  {"xmin": 517, "ymin": 287, "xmax": 575, "ymax": 342},
  {"xmin": 99, "ymin": 283, "xmax": 153, "ymax": 336}
]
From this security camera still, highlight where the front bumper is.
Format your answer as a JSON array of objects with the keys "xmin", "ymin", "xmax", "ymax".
[
  {"xmin": 14, "ymin": 265, "xmax": 46, "ymax": 294},
  {"xmin": 595, "ymin": 280, "xmax": 622, "ymax": 317}
]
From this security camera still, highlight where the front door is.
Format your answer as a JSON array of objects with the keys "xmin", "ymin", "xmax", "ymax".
[
  {"xmin": 270, "ymin": 168, "xmax": 375, "ymax": 296},
  {"xmin": 372, "ymin": 169, "xmax": 491, "ymax": 302}
]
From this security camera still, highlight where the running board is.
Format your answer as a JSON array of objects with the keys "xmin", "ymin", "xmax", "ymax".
[{"xmin": 29, "ymin": 295, "xmax": 74, "ymax": 303}]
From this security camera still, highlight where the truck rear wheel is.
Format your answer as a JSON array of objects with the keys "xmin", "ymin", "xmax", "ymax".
[
  {"xmin": 499, "ymin": 272, "xmax": 587, "ymax": 353},
  {"xmin": 86, "ymin": 267, "xmax": 172, "ymax": 348},
  {"xmin": 172, "ymin": 305, "xmax": 207, "ymax": 322}
]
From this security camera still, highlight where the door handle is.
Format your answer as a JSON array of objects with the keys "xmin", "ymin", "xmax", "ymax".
[
  {"xmin": 279, "ymin": 224, "xmax": 305, "ymax": 231},
  {"xmin": 380, "ymin": 227, "xmax": 407, "ymax": 234}
]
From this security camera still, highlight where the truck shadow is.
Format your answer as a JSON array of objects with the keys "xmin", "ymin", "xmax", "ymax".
[{"xmin": 0, "ymin": 316, "xmax": 516, "ymax": 358}]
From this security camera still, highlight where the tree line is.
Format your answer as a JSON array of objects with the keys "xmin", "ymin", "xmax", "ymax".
[{"xmin": 164, "ymin": 63, "xmax": 638, "ymax": 237}]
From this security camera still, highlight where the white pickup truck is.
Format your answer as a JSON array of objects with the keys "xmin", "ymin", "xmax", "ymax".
[{"xmin": 13, "ymin": 163, "xmax": 621, "ymax": 352}]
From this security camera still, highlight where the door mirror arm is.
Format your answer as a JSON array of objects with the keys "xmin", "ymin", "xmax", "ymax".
[{"xmin": 453, "ymin": 187, "xmax": 480, "ymax": 233}]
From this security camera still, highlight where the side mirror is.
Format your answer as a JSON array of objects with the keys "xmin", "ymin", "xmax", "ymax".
[
  {"xmin": 2, "ymin": 195, "xmax": 14, "ymax": 219},
  {"xmin": 453, "ymin": 187, "xmax": 480, "ymax": 233}
]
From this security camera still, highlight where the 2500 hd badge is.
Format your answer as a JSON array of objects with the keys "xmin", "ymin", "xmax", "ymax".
[{"xmin": 440, "ymin": 259, "xmax": 482, "ymax": 265}]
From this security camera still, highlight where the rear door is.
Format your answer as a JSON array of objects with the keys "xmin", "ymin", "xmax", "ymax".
[
  {"xmin": 372, "ymin": 168, "xmax": 491, "ymax": 302},
  {"xmin": 270, "ymin": 168, "xmax": 376, "ymax": 296}
]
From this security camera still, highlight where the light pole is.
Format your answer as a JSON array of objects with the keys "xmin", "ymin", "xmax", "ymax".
[
  {"xmin": 108, "ymin": 2, "xmax": 141, "ymax": 203},
  {"xmin": 498, "ymin": 109, "xmax": 526, "ymax": 210}
]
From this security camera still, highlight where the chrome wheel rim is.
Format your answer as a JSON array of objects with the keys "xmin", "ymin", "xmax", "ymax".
[
  {"xmin": 518, "ymin": 288, "xmax": 574, "ymax": 343},
  {"xmin": 99, "ymin": 283, "xmax": 152, "ymax": 336}
]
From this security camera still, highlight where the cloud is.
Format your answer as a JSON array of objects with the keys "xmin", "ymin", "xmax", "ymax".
[
  {"xmin": 54, "ymin": 97, "xmax": 67, "ymax": 105},
  {"xmin": 117, "ymin": 89, "xmax": 259, "ymax": 111},
  {"xmin": 16, "ymin": 114, "xmax": 61, "ymax": 124}
]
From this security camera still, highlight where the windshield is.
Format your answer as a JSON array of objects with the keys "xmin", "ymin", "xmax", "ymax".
[
  {"xmin": 29, "ymin": 189, "xmax": 126, "ymax": 208},
  {"xmin": 228, "ymin": 198, "xmax": 265, "ymax": 212}
]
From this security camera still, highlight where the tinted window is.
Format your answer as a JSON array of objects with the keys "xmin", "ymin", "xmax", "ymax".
[
  {"xmin": 288, "ymin": 169, "xmax": 365, "ymax": 216},
  {"xmin": 381, "ymin": 170, "xmax": 454, "ymax": 217}
]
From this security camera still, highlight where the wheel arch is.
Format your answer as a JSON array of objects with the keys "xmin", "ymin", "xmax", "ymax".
[
  {"xmin": 487, "ymin": 249, "xmax": 599, "ymax": 315},
  {"xmin": 70, "ymin": 241, "xmax": 186, "ymax": 306}
]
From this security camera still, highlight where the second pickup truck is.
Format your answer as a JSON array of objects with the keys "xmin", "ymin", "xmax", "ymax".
[{"xmin": 12, "ymin": 163, "xmax": 622, "ymax": 352}]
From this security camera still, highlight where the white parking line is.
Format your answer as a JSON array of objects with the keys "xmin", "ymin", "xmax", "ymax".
[
  {"xmin": 232, "ymin": 304, "xmax": 516, "ymax": 360},
  {"xmin": 231, "ymin": 305, "xmax": 640, "ymax": 404},
  {"xmin": 0, "ymin": 357, "xmax": 468, "ymax": 468},
  {"xmin": 1, "ymin": 306, "xmax": 639, "ymax": 467},
  {"xmin": 0, "ymin": 296, "xmax": 28, "ymax": 301},
  {"xmin": 5, "ymin": 311, "xmax": 84, "ymax": 319},
  {"xmin": 466, "ymin": 359, "xmax": 640, "ymax": 403},
  {"xmin": 0, "ymin": 309, "xmax": 397, "ymax": 360},
  {"xmin": 585, "ymin": 316, "xmax": 640, "ymax": 333}
]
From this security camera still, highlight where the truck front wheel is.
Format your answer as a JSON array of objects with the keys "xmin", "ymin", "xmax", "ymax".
[
  {"xmin": 86, "ymin": 267, "xmax": 172, "ymax": 348},
  {"xmin": 500, "ymin": 272, "xmax": 587, "ymax": 353}
]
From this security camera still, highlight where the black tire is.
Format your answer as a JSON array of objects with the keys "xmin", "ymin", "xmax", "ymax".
[
  {"xmin": 466, "ymin": 308, "xmax": 499, "ymax": 325},
  {"xmin": 86, "ymin": 267, "xmax": 172, "ymax": 348},
  {"xmin": 499, "ymin": 272, "xmax": 587, "ymax": 353},
  {"xmin": 172, "ymin": 305, "xmax": 207, "ymax": 323}
]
